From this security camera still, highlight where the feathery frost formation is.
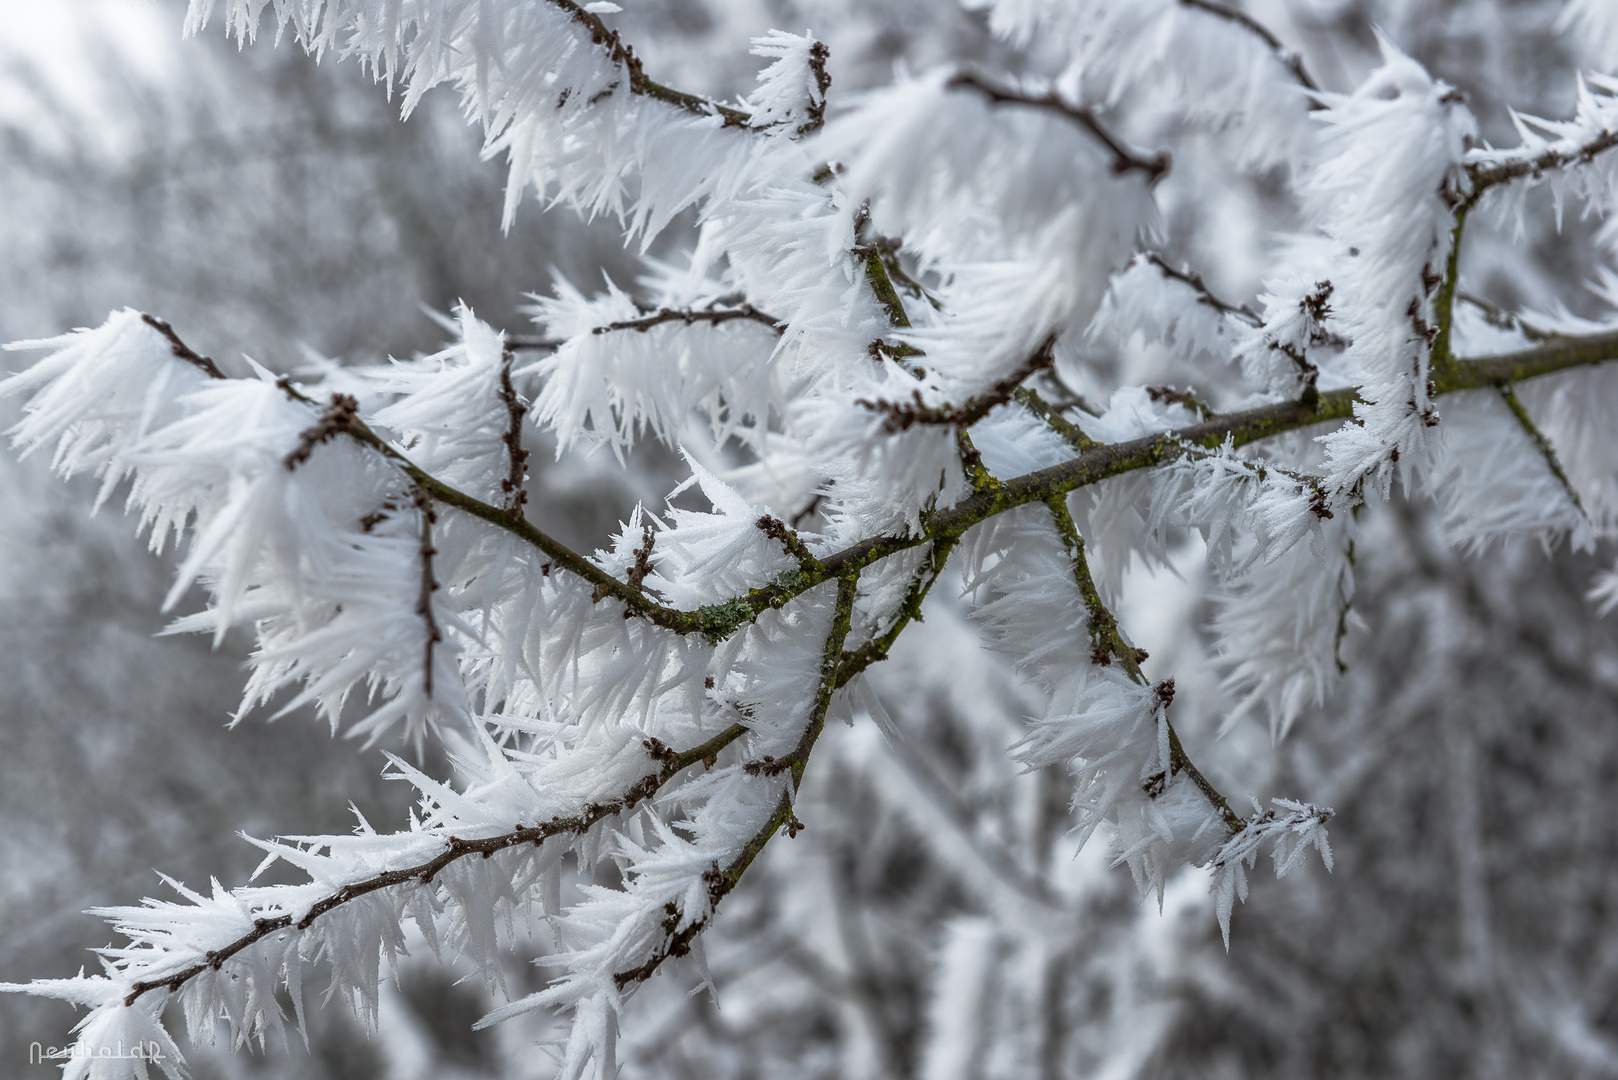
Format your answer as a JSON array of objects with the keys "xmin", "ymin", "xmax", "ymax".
[{"xmin": 5, "ymin": 0, "xmax": 1618, "ymax": 1076}]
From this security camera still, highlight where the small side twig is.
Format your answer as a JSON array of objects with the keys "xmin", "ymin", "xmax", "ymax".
[
  {"xmin": 1013, "ymin": 387, "xmax": 1099, "ymax": 452},
  {"xmin": 284, "ymin": 393, "xmax": 360, "ymax": 470},
  {"xmin": 756, "ymin": 515, "xmax": 824, "ymax": 572},
  {"xmin": 506, "ymin": 336, "xmax": 564, "ymax": 351},
  {"xmin": 627, "ymin": 523, "xmax": 657, "ymax": 590},
  {"xmin": 497, "ymin": 350, "xmax": 530, "ymax": 521},
  {"xmin": 591, "ymin": 304, "xmax": 783, "ymax": 336},
  {"xmin": 1466, "ymin": 129, "xmax": 1618, "ymax": 199},
  {"xmin": 858, "ymin": 336, "xmax": 1058, "ymax": 432},
  {"xmin": 1177, "ymin": 0, "xmax": 1320, "ymax": 94},
  {"xmin": 1044, "ymin": 496, "xmax": 1244, "ymax": 833},
  {"xmin": 799, "ymin": 39, "xmax": 832, "ymax": 136},
  {"xmin": 947, "ymin": 71, "xmax": 1170, "ymax": 184},
  {"xmin": 1145, "ymin": 385, "xmax": 1217, "ymax": 419},
  {"xmin": 547, "ymin": 0, "xmax": 752, "ymax": 126},
  {"xmin": 1141, "ymin": 252, "xmax": 1261, "ymax": 326},
  {"xmin": 1457, "ymin": 293, "xmax": 1560, "ymax": 343},
  {"xmin": 140, "ymin": 314, "xmax": 226, "ymax": 379},
  {"xmin": 1496, "ymin": 383, "xmax": 1587, "ymax": 516},
  {"xmin": 121, "ymin": 723, "xmax": 750, "ymax": 1009}
]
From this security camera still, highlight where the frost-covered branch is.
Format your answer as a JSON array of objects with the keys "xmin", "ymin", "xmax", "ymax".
[
  {"xmin": 118, "ymin": 724, "xmax": 748, "ymax": 1009},
  {"xmin": 615, "ymin": 575, "xmax": 860, "ymax": 989},
  {"xmin": 1466, "ymin": 115, "xmax": 1618, "ymax": 197}
]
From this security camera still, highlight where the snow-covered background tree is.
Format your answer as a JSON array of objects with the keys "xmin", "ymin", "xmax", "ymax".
[{"xmin": 8, "ymin": 0, "xmax": 1618, "ymax": 1077}]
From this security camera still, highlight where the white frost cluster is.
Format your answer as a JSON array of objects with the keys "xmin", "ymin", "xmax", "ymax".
[{"xmin": 1312, "ymin": 37, "xmax": 1476, "ymax": 500}]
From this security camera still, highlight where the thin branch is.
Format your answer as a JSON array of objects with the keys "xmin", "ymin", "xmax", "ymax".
[
  {"xmin": 1177, "ymin": 0, "xmax": 1320, "ymax": 94},
  {"xmin": 413, "ymin": 489, "xmax": 442, "ymax": 698},
  {"xmin": 497, "ymin": 350, "xmax": 530, "ymax": 521},
  {"xmin": 1334, "ymin": 510, "xmax": 1359, "ymax": 675},
  {"xmin": 1466, "ymin": 129, "xmax": 1618, "ymax": 200},
  {"xmin": 1141, "ymin": 252, "xmax": 1262, "ymax": 326},
  {"xmin": 506, "ymin": 304, "xmax": 783, "ymax": 353},
  {"xmin": 789, "ymin": 492, "xmax": 826, "ymax": 529},
  {"xmin": 1044, "ymin": 496, "xmax": 1244, "ymax": 832},
  {"xmin": 122, "ymin": 723, "xmax": 750, "ymax": 1007},
  {"xmin": 755, "ymin": 515, "xmax": 826, "ymax": 574},
  {"xmin": 616, "ymin": 575, "xmax": 860, "ymax": 989},
  {"xmin": 283, "ymin": 393, "xmax": 360, "ymax": 470},
  {"xmin": 1145, "ymin": 384, "xmax": 1217, "ymax": 419},
  {"xmin": 506, "ymin": 335, "xmax": 563, "ymax": 351},
  {"xmin": 798, "ymin": 39, "xmax": 832, "ymax": 136},
  {"xmin": 590, "ymin": 304, "xmax": 784, "ymax": 335},
  {"xmin": 870, "ymin": 236, "xmax": 944, "ymax": 310},
  {"xmin": 144, "ymin": 316, "xmax": 1618, "ymax": 663},
  {"xmin": 857, "ymin": 336, "xmax": 1058, "ymax": 432},
  {"xmin": 1429, "ymin": 207, "xmax": 1470, "ymax": 380},
  {"xmin": 627, "ymin": 522, "xmax": 657, "ymax": 590},
  {"xmin": 858, "ymin": 245, "xmax": 913, "ymax": 330},
  {"xmin": 270, "ymin": 376, "xmax": 718, "ymax": 637},
  {"xmin": 1457, "ymin": 293, "xmax": 1561, "ymax": 343},
  {"xmin": 946, "ymin": 70, "xmax": 1171, "ymax": 184},
  {"xmin": 140, "ymin": 313, "xmax": 226, "ymax": 380},
  {"xmin": 836, "ymin": 538, "xmax": 958, "ymax": 685},
  {"xmin": 545, "ymin": 0, "xmax": 752, "ymax": 126},
  {"xmin": 1013, "ymin": 388, "xmax": 1100, "ymax": 452},
  {"xmin": 1040, "ymin": 370, "xmax": 1103, "ymax": 416},
  {"xmin": 1495, "ymin": 382, "xmax": 1587, "ymax": 516}
]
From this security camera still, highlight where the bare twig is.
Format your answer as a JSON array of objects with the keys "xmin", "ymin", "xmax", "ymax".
[
  {"xmin": 497, "ymin": 350, "xmax": 530, "ymax": 521},
  {"xmin": 858, "ymin": 336, "xmax": 1058, "ymax": 432},
  {"xmin": 946, "ymin": 70, "xmax": 1171, "ymax": 184},
  {"xmin": 616, "ymin": 575, "xmax": 860, "ymax": 990},
  {"xmin": 1141, "ymin": 252, "xmax": 1262, "ymax": 326},
  {"xmin": 1177, "ymin": 0, "xmax": 1320, "ymax": 94},
  {"xmin": 140, "ymin": 313, "xmax": 226, "ymax": 379},
  {"xmin": 413, "ymin": 489, "xmax": 443, "ymax": 698},
  {"xmin": 507, "ymin": 305, "xmax": 782, "ymax": 353},
  {"xmin": 1496, "ymin": 382, "xmax": 1587, "ymax": 516},
  {"xmin": 506, "ymin": 335, "xmax": 564, "ymax": 351},
  {"xmin": 1467, "ymin": 129, "xmax": 1618, "ymax": 200}
]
